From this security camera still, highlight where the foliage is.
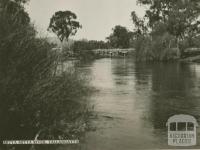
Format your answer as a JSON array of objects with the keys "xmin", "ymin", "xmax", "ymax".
[
  {"xmin": 135, "ymin": 33, "xmax": 177, "ymax": 61},
  {"xmin": 151, "ymin": 21, "xmax": 167, "ymax": 37},
  {"xmin": 48, "ymin": 11, "xmax": 81, "ymax": 42},
  {"xmin": 131, "ymin": 11, "xmax": 148, "ymax": 37},
  {"xmin": 73, "ymin": 40, "xmax": 109, "ymax": 52},
  {"xmin": 106, "ymin": 25, "xmax": 133, "ymax": 48},
  {"xmin": 24, "ymin": 72, "xmax": 92, "ymax": 148},
  {"xmin": 71, "ymin": 39, "xmax": 110, "ymax": 59},
  {"xmin": 134, "ymin": 35, "xmax": 152, "ymax": 61},
  {"xmin": 133, "ymin": 0, "xmax": 200, "ymax": 61},
  {"xmin": 0, "ymin": 1, "xmax": 92, "ymax": 150},
  {"xmin": 137, "ymin": 0, "xmax": 200, "ymax": 39}
]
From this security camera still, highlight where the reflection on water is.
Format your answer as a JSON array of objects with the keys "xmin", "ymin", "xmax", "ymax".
[{"xmin": 65, "ymin": 58, "xmax": 200, "ymax": 150}]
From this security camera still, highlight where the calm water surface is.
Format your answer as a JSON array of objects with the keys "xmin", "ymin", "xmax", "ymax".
[{"xmin": 66, "ymin": 58, "xmax": 200, "ymax": 150}]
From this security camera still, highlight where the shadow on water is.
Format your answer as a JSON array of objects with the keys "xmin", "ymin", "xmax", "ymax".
[
  {"xmin": 134, "ymin": 62, "xmax": 200, "ymax": 148},
  {"xmin": 146, "ymin": 63, "xmax": 200, "ymax": 127}
]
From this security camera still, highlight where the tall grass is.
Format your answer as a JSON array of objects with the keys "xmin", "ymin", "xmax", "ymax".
[
  {"xmin": 135, "ymin": 33, "xmax": 178, "ymax": 62},
  {"xmin": 0, "ymin": 1, "xmax": 93, "ymax": 150}
]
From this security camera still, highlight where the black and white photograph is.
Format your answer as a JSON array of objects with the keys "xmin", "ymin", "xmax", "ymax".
[{"xmin": 0, "ymin": 0, "xmax": 200, "ymax": 150}]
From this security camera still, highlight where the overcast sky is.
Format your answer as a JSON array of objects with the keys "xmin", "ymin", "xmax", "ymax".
[{"xmin": 26, "ymin": 0, "xmax": 145, "ymax": 41}]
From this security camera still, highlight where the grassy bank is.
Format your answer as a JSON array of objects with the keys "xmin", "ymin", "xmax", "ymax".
[{"xmin": 0, "ymin": 1, "xmax": 93, "ymax": 150}]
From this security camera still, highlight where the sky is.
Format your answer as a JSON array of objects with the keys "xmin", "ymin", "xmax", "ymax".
[{"xmin": 26, "ymin": 0, "xmax": 146, "ymax": 41}]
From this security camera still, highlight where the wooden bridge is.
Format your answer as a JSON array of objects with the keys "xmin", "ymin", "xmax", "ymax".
[{"xmin": 92, "ymin": 48, "xmax": 135, "ymax": 57}]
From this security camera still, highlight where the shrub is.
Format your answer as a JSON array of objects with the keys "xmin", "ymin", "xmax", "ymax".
[
  {"xmin": 0, "ymin": 1, "xmax": 93, "ymax": 150},
  {"xmin": 135, "ymin": 33, "xmax": 178, "ymax": 61}
]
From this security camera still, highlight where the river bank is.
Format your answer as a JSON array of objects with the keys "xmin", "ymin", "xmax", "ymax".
[
  {"xmin": 180, "ymin": 48, "xmax": 200, "ymax": 63},
  {"xmin": 180, "ymin": 55, "xmax": 200, "ymax": 63}
]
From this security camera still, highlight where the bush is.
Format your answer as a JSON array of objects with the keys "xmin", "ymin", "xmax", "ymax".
[
  {"xmin": 135, "ymin": 33, "xmax": 178, "ymax": 61},
  {"xmin": 0, "ymin": 1, "xmax": 93, "ymax": 150},
  {"xmin": 135, "ymin": 35, "xmax": 152, "ymax": 61}
]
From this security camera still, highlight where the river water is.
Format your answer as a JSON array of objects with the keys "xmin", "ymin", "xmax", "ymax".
[{"xmin": 65, "ymin": 58, "xmax": 200, "ymax": 149}]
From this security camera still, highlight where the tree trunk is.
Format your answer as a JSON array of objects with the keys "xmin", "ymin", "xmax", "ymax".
[{"xmin": 176, "ymin": 37, "xmax": 181, "ymax": 58}]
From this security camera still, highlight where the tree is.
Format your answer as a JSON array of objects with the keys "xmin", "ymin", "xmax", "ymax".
[
  {"xmin": 48, "ymin": 11, "xmax": 81, "ymax": 42},
  {"xmin": 133, "ymin": 0, "xmax": 200, "ymax": 61},
  {"xmin": 107, "ymin": 25, "xmax": 132, "ymax": 48},
  {"xmin": 131, "ymin": 11, "xmax": 148, "ymax": 38},
  {"xmin": 0, "ymin": 1, "xmax": 92, "ymax": 150},
  {"xmin": 137, "ymin": 0, "xmax": 200, "ymax": 39}
]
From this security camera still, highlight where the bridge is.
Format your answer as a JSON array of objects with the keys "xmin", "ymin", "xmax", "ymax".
[
  {"xmin": 92, "ymin": 48, "xmax": 135, "ymax": 57},
  {"xmin": 51, "ymin": 47, "xmax": 136, "ymax": 58}
]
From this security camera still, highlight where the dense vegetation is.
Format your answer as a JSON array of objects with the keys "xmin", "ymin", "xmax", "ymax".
[
  {"xmin": 69, "ymin": 26, "xmax": 134, "ymax": 59},
  {"xmin": 71, "ymin": 40, "xmax": 109, "ymax": 59},
  {"xmin": 132, "ymin": 0, "xmax": 200, "ymax": 61},
  {"xmin": 0, "ymin": 0, "xmax": 92, "ymax": 150},
  {"xmin": 106, "ymin": 25, "xmax": 133, "ymax": 48},
  {"xmin": 73, "ymin": 40, "xmax": 109, "ymax": 51}
]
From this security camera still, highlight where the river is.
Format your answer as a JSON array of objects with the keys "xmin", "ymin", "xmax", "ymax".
[{"xmin": 64, "ymin": 58, "xmax": 200, "ymax": 150}]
